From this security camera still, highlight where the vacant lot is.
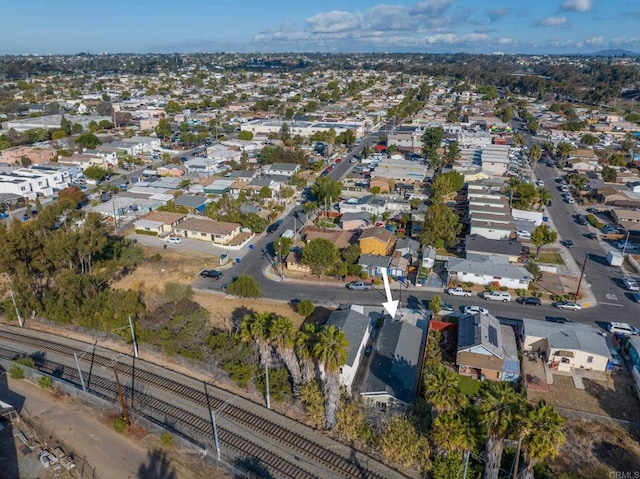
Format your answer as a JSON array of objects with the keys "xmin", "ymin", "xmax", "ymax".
[{"xmin": 114, "ymin": 245, "xmax": 306, "ymax": 329}]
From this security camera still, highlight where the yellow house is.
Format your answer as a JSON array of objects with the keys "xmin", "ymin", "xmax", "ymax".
[{"xmin": 358, "ymin": 227, "xmax": 396, "ymax": 256}]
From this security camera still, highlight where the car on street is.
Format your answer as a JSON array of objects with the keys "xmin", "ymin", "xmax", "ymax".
[
  {"xmin": 585, "ymin": 232, "xmax": 598, "ymax": 240},
  {"xmin": 623, "ymin": 277, "xmax": 640, "ymax": 291},
  {"xmin": 347, "ymin": 281, "xmax": 372, "ymax": 291},
  {"xmin": 517, "ymin": 297, "xmax": 542, "ymax": 306},
  {"xmin": 462, "ymin": 305, "xmax": 489, "ymax": 315},
  {"xmin": 445, "ymin": 287, "xmax": 472, "ymax": 297},
  {"xmin": 481, "ymin": 291, "xmax": 512, "ymax": 302},
  {"xmin": 575, "ymin": 214, "xmax": 588, "ymax": 225},
  {"xmin": 536, "ymin": 180, "xmax": 545, "ymax": 187},
  {"xmin": 167, "ymin": 236, "xmax": 182, "ymax": 244},
  {"xmin": 267, "ymin": 220, "xmax": 283, "ymax": 234},
  {"xmin": 553, "ymin": 301, "xmax": 582, "ymax": 311},
  {"xmin": 545, "ymin": 316, "xmax": 573, "ymax": 323},
  {"xmin": 631, "ymin": 292, "xmax": 640, "ymax": 303},
  {"xmin": 517, "ymin": 230, "xmax": 531, "ymax": 240},
  {"xmin": 440, "ymin": 302, "xmax": 455, "ymax": 314},
  {"xmin": 565, "ymin": 196, "xmax": 575, "ymax": 204},
  {"xmin": 563, "ymin": 240, "xmax": 574, "ymax": 248},
  {"xmin": 200, "ymin": 269, "xmax": 224, "ymax": 280},
  {"xmin": 350, "ymin": 158, "xmax": 358, "ymax": 163}
]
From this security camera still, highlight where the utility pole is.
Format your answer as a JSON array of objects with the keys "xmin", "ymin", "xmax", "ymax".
[
  {"xmin": 575, "ymin": 252, "xmax": 588, "ymax": 299},
  {"xmin": 9, "ymin": 289, "xmax": 23, "ymax": 328},
  {"xmin": 203, "ymin": 382, "xmax": 219, "ymax": 465},
  {"xmin": 128, "ymin": 316, "xmax": 139, "ymax": 359},
  {"xmin": 265, "ymin": 363, "xmax": 271, "ymax": 410},
  {"xmin": 113, "ymin": 367, "xmax": 130, "ymax": 430}
]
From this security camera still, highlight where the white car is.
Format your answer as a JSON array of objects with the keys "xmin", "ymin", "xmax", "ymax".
[
  {"xmin": 553, "ymin": 301, "xmax": 582, "ymax": 311},
  {"xmin": 623, "ymin": 277, "xmax": 640, "ymax": 292},
  {"xmin": 462, "ymin": 305, "xmax": 489, "ymax": 315},
  {"xmin": 167, "ymin": 236, "xmax": 182, "ymax": 244},
  {"xmin": 536, "ymin": 180, "xmax": 545, "ymax": 187},
  {"xmin": 517, "ymin": 230, "xmax": 531, "ymax": 239}
]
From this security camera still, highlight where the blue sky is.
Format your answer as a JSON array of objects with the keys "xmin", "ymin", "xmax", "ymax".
[{"xmin": 2, "ymin": 0, "xmax": 639, "ymax": 55}]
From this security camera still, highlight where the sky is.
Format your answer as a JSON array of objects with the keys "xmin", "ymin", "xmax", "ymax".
[{"xmin": 1, "ymin": 0, "xmax": 639, "ymax": 55}]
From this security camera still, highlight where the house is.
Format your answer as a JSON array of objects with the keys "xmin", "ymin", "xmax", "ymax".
[
  {"xmin": 266, "ymin": 162, "xmax": 300, "ymax": 177},
  {"xmin": 325, "ymin": 305, "xmax": 378, "ymax": 392},
  {"xmin": 284, "ymin": 250, "xmax": 311, "ymax": 274},
  {"xmin": 174, "ymin": 195, "xmax": 208, "ymax": 214},
  {"xmin": 184, "ymin": 158, "xmax": 226, "ymax": 175},
  {"xmin": 456, "ymin": 313, "xmax": 520, "ymax": 382},
  {"xmin": 0, "ymin": 146, "xmax": 57, "ymax": 166},
  {"xmin": 389, "ymin": 254, "xmax": 409, "ymax": 280},
  {"xmin": 133, "ymin": 211, "xmax": 187, "ymax": 235},
  {"xmin": 519, "ymin": 318, "xmax": 612, "ymax": 373},
  {"xmin": 360, "ymin": 319, "xmax": 425, "ymax": 407},
  {"xmin": 421, "ymin": 246, "xmax": 436, "ymax": 270},
  {"xmin": 359, "ymin": 227, "xmax": 396, "ymax": 255},
  {"xmin": 302, "ymin": 227, "xmax": 358, "ymax": 250},
  {"xmin": 172, "ymin": 217, "xmax": 242, "ymax": 245},
  {"xmin": 611, "ymin": 208, "xmax": 640, "ymax": 225},
  {"xmin": 394, "ymin": 237, "xmax": 420, "ymax": 261},
  {"xmin": 204, "ymin": 179, "xmax": 235, "ymax": 196},
  {"xmin": 447, "ymin": 255, "xmax": 532, "ymax": 289},
  {"xmin": 480, "ymin": 145, "xmax": 510, "ymax": 177},
  {"xmin": 340, "ymin": 211, "xmax": 373, "ymax": 230},
  {"xmin": 369, "ymin": 177, "xmax": 393, "ymax": 193},
  {"xmin": 465, "ymin": 234, "xmax": 522, "ymax": 263},
  {"xmin": 359, "ymin": 254, "xmax": 392, "ymax": 278}
]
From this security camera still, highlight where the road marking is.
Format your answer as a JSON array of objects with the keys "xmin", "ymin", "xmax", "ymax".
[
  {"xmin": 599, "ymin": 302, "xmax": 623, "ymax": 307},
  {"xmin": 606, "ymin": 293, "xmax": 618, "ymax": 301}
]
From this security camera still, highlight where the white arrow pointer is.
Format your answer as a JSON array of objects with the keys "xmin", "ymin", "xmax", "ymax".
[{"xmin": 380, "ymin": 269, "xmax": 399, "ymax": 318}]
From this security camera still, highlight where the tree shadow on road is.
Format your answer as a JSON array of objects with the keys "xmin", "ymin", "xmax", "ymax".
[
  {"xmin": 137, "ymin": 448, "xmax": 176, "ymax": 479},
  {"xmin": 234, "ymin": 456, "xmax": 274, "ymax": 479}
]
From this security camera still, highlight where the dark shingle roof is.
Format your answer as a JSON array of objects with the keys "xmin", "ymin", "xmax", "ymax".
[{"xmin": 326, "ymin": 308, "xmax": 371, "ymax": 366}]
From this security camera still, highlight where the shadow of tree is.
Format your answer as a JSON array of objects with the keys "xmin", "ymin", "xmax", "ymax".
[
  {"xmin": 231, "ymin": 306, "xmax": 255, "ymax": 331},
  {"xmin": 304, "ymin": 306, "xmax": 333, "ymax": 326},
  {"xmin": 592, "ymin": 440, "xmax": 640, "ymax": 471},
  {"xmin": 583, "ymin": 376, "xmax": 640, "ymax": 430},
  {"xmin": 137, "ymin": 448, "xmax": 176, "ymax": 479},
  {"xmin": 234, "ymin": 456, "xmax": 274, "ymax": 479}
]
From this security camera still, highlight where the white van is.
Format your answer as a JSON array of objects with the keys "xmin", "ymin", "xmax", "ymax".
[
  {"xmin": 481, "ymin": 291, "xmax": 512, "ymax": 302},
  {"xmin": 609, "ymin": 322, "xmax": 639, "ymax": 336}
]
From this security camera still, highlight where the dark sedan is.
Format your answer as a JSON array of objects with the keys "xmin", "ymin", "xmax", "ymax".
[
  {"xmin": 517, "ymin": 297, "xmax": 542, "ymax": 306},
  {"xmin": 200, "ymin": 269, "xmax": 224, "ymax": 280},
  {"xmin": 545, "ymin": 316, "xmax": 574, "ymax": 324}
]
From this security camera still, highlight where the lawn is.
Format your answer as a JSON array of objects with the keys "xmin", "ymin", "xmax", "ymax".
[
  {"xmin": 537, "ymin": 252, "xmax": 565, "ymax": 265},
  {"xmin": 458, "ymin": 375, "xmax": 481, "ymax": 396}
]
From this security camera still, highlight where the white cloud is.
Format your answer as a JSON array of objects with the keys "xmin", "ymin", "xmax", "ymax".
[
  {"xmin": 424, "ymin": 33, "xmax": 490, "ymax": 44},
  {"xmin": 497, "ymin": 37, "xmax": 514, "ymax": 45},
  {"xmin": 305, "ymin": 10, "xmax": 362, "ymax": 33},
  {"xmin": 560, "ymin": 0, "xmax": 593, "ymax": 12},
  {"xmin": 584, "ymin": 36, "xmax": 606, "ymax": 46},
  {"xmin": 534, "ymin": 16, "xmax": 568, "ymax": 27},
  {"xmin": 412, "ymin": 0, "xmax": 455, "ymax": 16}
]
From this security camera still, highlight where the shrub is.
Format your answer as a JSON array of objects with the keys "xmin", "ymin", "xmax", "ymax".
[
  {"xmin": 16, "ymin": 357, "xmax": 35, "ymax": 368},
  {"xmin": 485, "ymin": 284, "xmax": 496, "ymax": 292},
  {"xmin": 360, "ymin": 272, "xmax": 369, "ymax": 280},
  {"xmin": 499, "ymin": 286, "xmax": 508, "ymax": 291},
  {"xmin": 134, "ymin": 229, "xmax": 158, "ymax": 236},
  {"xmin": 586, "ymin": 214, "xmax": 604, "ymax": 229},
  {"xmin": 372, "ymin": 277, "xmax": 382, "ymax": 286},
  {"xmin": 297, "ymin": 299, "xmax": 315, "ymax": 318},
  {"xmin": 9, "ymin": 365, "xmax": 24, "ymax": 379},
  {"xmin": 517, "ymin": 288, "xmax": 528, "ymax": 297},
  {"xmin": 160, "ymin": 431, "xmax": 174, "ymax": 447},
  {"xmin": 113, "ymin": 416, "xmax": 127, "ymax": 433},
  {"xmin": 38, "ymin": 375, "xmax": 53, "ymax": 389},
  {"xmin": 462, "ymin": 282, "xmax": 474, "ymax": 288}
]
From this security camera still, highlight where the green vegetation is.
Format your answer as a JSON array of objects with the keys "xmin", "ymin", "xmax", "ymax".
[
  {"xmin": 9, "ymin": 365, "xmax": 24, "ymax": 379},
  {"xmin": 296, "ymin": 299, "xmax": 315, "ymax": 318},
  {"xmin": 226, "ymin": 275, "xmax": 262, "ymax": 298},
  {"xmin": 587, "ymin": 214, "xmax": 605, "ymax": 229},
  {"xmin": 38, "ymin": 375, "xmax": 53, "ymax": 389},
  {"xmin": 537, "ymin": 252, "xmax": 565, "ymax": 265},
  {"xmin": 113, "ymin": 416, "xmax": 127, "ymax": 433},
  {"xmin": 457, "ymin": 375, "xmax": 480, "ymax": 396}
]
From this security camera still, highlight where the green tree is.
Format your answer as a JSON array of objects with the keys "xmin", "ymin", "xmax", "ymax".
[
  {"xmin": 296, "ymin": 299, "xmax": 315, "ymax": 318},
  {"xmin": 75, "ymin": 132, "xmax": 101, "ymax": 149},
  {"xmin": 518, "ymin": 401, "xmax": 565, "ymax": 479},
  {"xmin": 155, "ymin": 118, "xmax": 172, "ymax": 139},
  {"xmin": 83, "ymin": 165, "xmax": 110, "ymax": 181},
  {"xmin": 341, "ymin": 243, "xmax": 361, "ymax": 265},
  {"xmin": 302, "ymin": 238, "xmax": 339, "ymax": 277},
  {"xmin": 556, "ymin": 141, "xmax": 574, "ymax": 164},
  {"xmin": 528, "ymin": 144, "xmax": 542, "ymax": 163},
  {"xmin": 238, "ymin": 130, "xmax": 254, "ymax": 141},
  {"xmin": 311, "ymin": 176, "xmax": 342, "ymax": 205},
  {"xmin": 444, "ymin": 141, "xmax": 460, "ymax": 164},
  {"xmin": 431, "ymin": 171, "xmax": 464, "ymax": 202},
  {"xmin": 429, "ymin": 295, "xmax": 442, "ymax": 315},
  {"xmin": 270, "ymin": 316, "xmax": 302, "ymax": 396},
  {"xmin": 580, "ymin": 133, "xmax": 598, "ymax": 146},
  {"xmin": 226, "ymin": 275, "xmax": 261, "ymax": 298},
  {"xmin": 536, "ymin": 187, "xmax": 551, "ymax": 211},
  {"xmin": 300, "ymin": 380, "xmax": 325, "ymax": 429},
  {"xmin": 273, "ymin": 236, "xmax": 293, "ymax": 262},
  {"xmin": 165, "ymin": 100, "xmax": 181, "ymax": 114},
  {"xmin": 313, "ymin": 324, "xmax": 348, "ymax": 429},
  {"xmin": 295, "ymin": 323, "xmax": 319, "ymax": 383},
  {"xmin": 239, "ymin": 312, "xmax": 272, "ymax": 367},
  {"xmin": 602, "ymin": 165, "xmax": 617, "ymax": 183},
  {"xmin": 379, "ymin": 416, "xmax": 431, "ymax": 471},
  {"xmin": 424, "ymin": 366, "xmax": 468, "ymax": 417},
  {"xmin": 420, "ymin": 204, "xmax": 461, "ymax": 248},
  {"xmin": 431, "ymin": 412, "xmax": 476, "ymax": 456},
  {"xmin": 530, "ymin": 224, "xmax": 558, "ymax": 259},
  {"xmin": 479, "ymin": 383, "xmax": 526, "ymax": 479},
  {"xmin": 422, "ymin": 126, "xmax": 444, "ymax": 168}
]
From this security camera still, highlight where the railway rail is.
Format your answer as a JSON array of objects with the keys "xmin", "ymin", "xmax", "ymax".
[{"xmin": 0, "ymin": 326, "xmax": 407, "ymax": 479}]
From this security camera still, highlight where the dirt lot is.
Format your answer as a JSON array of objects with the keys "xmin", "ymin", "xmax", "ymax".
[
  {"xmin": 528, "ymin": 372, "xmax": 640, "ymax": 423},
  {"xmin": 113, "ymin": 246, "xmax": 306, "ymax": 329}
]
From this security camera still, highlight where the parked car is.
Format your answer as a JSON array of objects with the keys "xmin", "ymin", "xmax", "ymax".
[
  {"xmin": 553, "ymin": 301, "xmax": 582, "ymax": 311},
  {"xmin": 517, "ymin": 297, "xmax": 542, "ymax": 306},
  {"xmin": 585, "ymin": 232, "xmax": 598, "ymax": 240},
  {"xmin": 545, "ymin": 316, "xmax": 573, "ymax": 323},
  {"xmin": 575, "ymin": 215, "xmax": 588, "ymax": 226},
  {"xmin": 609, "ymin": 348, "xmax": 622, "ymax": 366},
  {"xmin": 622, "ymin": 277, "xmax": 640, "ymax": 292},
  {"xmin": 439, "ymin": 302, "xmax": 455, "ymax": 314},
  {"xmin": 445, "ymin": 287, "xmax": 472, "ymax": 297},
  {"xmin": 609, "ymin": 322, "xmax": 639, "ymax": 336},
  {"xmin": 200, "ymin": 269, "xmax": 224, "ymax": 280},
  {"xmin": 347, "ymin": 281, "xmax": 372, "ymax": 291},
  {"xmin": 167, "ymin": 236, "xmax": 182, "ymax": 244},
  {"xmin": 481, "ymin": 291, "xmax": 512, "ymax": 302},
  {"xmin": 631, "ymin": 292, "xmax": 640, "ymax": 303},
  {"xmin": 267, "ymin": 219, "xmax": 283, "ymax": 234},
  {"xmin": 462, "ymin": 305, "xmax": 489, "ymax": 315},
  {"xmin": 517, "ymin": 230, "xmax": 531, "ymax": 240},
  {"xmin": 563, "ymin": 240, "xmax": 574, "ymax": 248}
]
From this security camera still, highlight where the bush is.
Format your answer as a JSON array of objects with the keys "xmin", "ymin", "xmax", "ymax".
[
  {"xmin": 587, "ymin": 214, "xmax": 604, "ymax": 229},
  {"xmin": 135, "ymin": 229, "xmax": 158, "ymax": 236},
  {"xmin": 160, "ymin": 431, "xmax": 174, "ymax": 447},
  {"xmin": 113, "ymin": 416, "xmax": 128, "ymax": 433},
  {"xmin": 429, "ymin": 295, "xmax": 442, "ymax": 314},
  {"xmin": 226, "ymin": 275, "xmax": 262, "ymax": 298},
  {"xmin": 499, "ymin": 286, "xmax": 508, "ymax": 291},
  {"xmin": 38, "ymin": 375, "xmax": 53, "ymax": 389},
  {"xmin": 372, "ymin": 277, "xmax": 382, "ymax": 286},
  {"xmin": 485, "ymin": 284, "xmax": 496, "ymax": 292},
  {"xmin": 360, "ymin": 272, "xmax": 369, "ymax": 280},
  {"xmin": 517, "ymin": 288, "xmax": 528, "ymax": 297},
  {"xmin": 297, "ymin": 299, "xmax": 315, "ymax": 318},
  {"xmin": 9, "ymin": 365, "xmax": 24, "ymax": 379},
  {"xmin": 16, "ymin": 357, "xmax": 35, "ymax": 368}
]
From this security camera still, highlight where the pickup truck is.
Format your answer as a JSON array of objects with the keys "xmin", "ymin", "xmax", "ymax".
[{"xmin": 445, "ymin": 287, "xmax": 472, "ymax": 297}]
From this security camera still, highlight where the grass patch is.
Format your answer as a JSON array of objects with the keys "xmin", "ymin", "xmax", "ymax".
[
  {"xmin": 458, "ymin": 375, "xmax": 481, "ymax": 396},
  {"xmin": 537, "ymin": 252, "xmax": 564, "ymax": 265}
]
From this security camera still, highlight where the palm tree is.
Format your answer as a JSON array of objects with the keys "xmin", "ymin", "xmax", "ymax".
[
  {"xmin": 535, "ymin": 187, "xmax": 551, "ymax": 211},
  {"xmin": 313, "ymin": 325, "xmax": 348, "ymax": 429},
  {"xmin": 239, "ymin": 312, "xmax": 273, "ymax": 367},
  {"xmin": 270, "ymin": 316, "xmax": 303, "ymax": 396},
  {"xmin": 505, "ymin": 178, "xmax": 521, "ymax": 209},
  {"xmin": 295, "ymin": 323, "xmax": 319, "ymax": 383},
  {"xmin": 556, "ymin": 141, "xmax": 574, "ymax": 167},
  {"xmin": 424, "ymin": 367, "xmax": 468, "ymax": 417},
  {"xmin": 528, "ymin": 144, "xmax": 542, "ymax": 164},
  {"xmin": 518, "ymin": 401, "xmax": 565, "ymax": 479},
  {"xmin": 431, "ymin": 412, "xmax": 476, "ymax": 456},
  {"xmin": 479, "ymin": 383, "xmax": 526, "ymax": 479}
]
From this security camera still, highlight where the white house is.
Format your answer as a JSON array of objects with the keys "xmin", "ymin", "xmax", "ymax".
[
  {"xmin": 266, "ymin": 162, "xmax": 300, "ymax": 177},
  {"xmin": 447, "ymin": 255, "xmax": 532, "ymax": 289},
  {"xmin": 121, "ymin": 136, "xmax": 161, "ymax": 155},
  {"xmin": 519, "ymin": 318, "xmax": 612, "ymax": 373},
  {"xmin": 325, "ymin": 305, "xmax": 377, "ymax": 392},
  {"xmin": 481, "ymin": 145, "xmax": 510, "ymax": 177},
  {"xmin": 0, "ymin": 174, "xmax": 36, "ymax": 200}
]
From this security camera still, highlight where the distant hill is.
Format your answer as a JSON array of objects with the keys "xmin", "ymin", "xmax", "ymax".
[{"xmin": 589, "ymin": 49, "xmax": 638, "ymax": 57}]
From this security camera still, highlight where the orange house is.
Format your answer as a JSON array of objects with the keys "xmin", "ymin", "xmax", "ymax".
[{"xmin": 358, "ymin": 227, "xmax": 396, "ymax": 256}]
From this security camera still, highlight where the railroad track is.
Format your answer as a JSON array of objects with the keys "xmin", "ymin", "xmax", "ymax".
[{"xmin": 0, "ymin": 326, "xmax": 405, "ymax": 479}]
